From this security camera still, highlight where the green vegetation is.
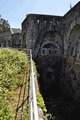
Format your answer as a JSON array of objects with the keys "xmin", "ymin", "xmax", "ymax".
[
  {"xmin": 0, "ymin": 48, "xmax": 29, "ymax": 120},
  {"xmin": 37, "ymin": 93, "xmax": 47, "ymax": 114},
  {"xmin": 0, "ymin": 18, "xmax": 10, "ymax": 32},
  {"xmin": 0, "ymin": 87, "xmax": 13, "ymax": 120},
  {"xmin": 71, "ymin": 24, "xmax": 80, "ymax": 33}
]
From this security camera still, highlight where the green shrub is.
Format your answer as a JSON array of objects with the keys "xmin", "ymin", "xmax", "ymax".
[
  {"xmin": 37, "ymin": 93, "xmax": 47, "ymax": 113},
  {"xmin": 0, "ymin": 87, "xmax": 13, "ymax": 120},
  {"xmin": 0, "ymin": 48, "xmax": 29, "ymax": 120},
  {"xmin": 0, "ymin": 48, "xmax": 29, "ymax": 90}
]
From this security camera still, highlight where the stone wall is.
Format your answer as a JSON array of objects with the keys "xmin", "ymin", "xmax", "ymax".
[
  {"xmin": 0, "ymin": 31, "xmax": 12, "ymax": 47},
  {"xmin": 22, "ymin": 14, "xmax": 64, "ymax": 58},
  {"xmin": 63, "ymin": 2, "xmax": 80, "ymax": 56},
  {"xmin": 0, "ymin": 31, "xmax": 22, "ymax": 48},
  {"xmin": 11, "ymin": 33, "xmax": 22, "ymax": 48},
  {"xmin": 22, "ymin": 2, "xmax": 80, "ymax": 59},
  {"xmin": 22, "ymin": 2, "xmax": 80, "ymax": 120}
]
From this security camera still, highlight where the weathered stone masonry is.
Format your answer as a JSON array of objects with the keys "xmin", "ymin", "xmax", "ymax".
[
  {"xmin": 22, "ymin": 2, "xmax": 80, "ymax": 60},
  {"xmin": 22, "ymin": 14, "xmax": 64, "ymax": 58},
  {"xmin": 0, "ymin": 30, "xmax": 22, "ymax": 48},
  {"xmin": 22, "ymin": 2, "xmax": 80, "ymax": 120},
  {"xmin": 0, "ymin": 2, "xmax": 80, "ymax": 120}
]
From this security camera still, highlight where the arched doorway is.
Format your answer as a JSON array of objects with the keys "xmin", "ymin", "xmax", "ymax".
[
  {"xmin": 38, "ymin": 31, "xmax": 63, "ymax": 57},
  {"xmin": 64, "ymin": 24, "xmax": 80, "ymax": 120},
  {"xmin": 67, "ymin": 24, "xmax": 80, "ymax": 59},
  {"xmin": 37, "ymin": 31, "xmax": 63, "ymax": 98}
]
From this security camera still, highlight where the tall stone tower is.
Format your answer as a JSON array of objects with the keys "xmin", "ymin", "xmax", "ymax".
[{"xmin": 22, "ymin": 14, "xmax": 64, "ymax": 59}]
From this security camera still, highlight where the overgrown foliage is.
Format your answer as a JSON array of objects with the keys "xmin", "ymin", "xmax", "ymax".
[
  {"xmin": 0, "ymin": 48, "xmax": 29, "ymax": 120},
  {"xmin": 0, "ymin": 18, "xmax": 10, "ymax": 32},
  {"xmin": 37, "ymin": 93, "xmax": 47, "ymax": 113}
]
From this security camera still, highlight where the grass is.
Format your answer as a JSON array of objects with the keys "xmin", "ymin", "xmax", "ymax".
[{"xmin": 0, "ymin": 48, "xmax": 29, "ymax": 120}]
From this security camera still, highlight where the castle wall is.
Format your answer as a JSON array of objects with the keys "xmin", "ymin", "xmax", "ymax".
[
  {"xmin": 0, "ymin": 32, "xmax": 22, "ymax": 48},
  {"xmin": 0, "ymin": 31, "xmax": 12, "ymax": 47},
  {"xmin": 22, "ymin": 14, "xmax": 64, "ymax": 58},
  {"xmin": 63, "ymin": 2, "xmax": 80, "ymax": 55},
  {"xmin": 11, "ymin": 33, "xmax": 22, "ymax": 48}
]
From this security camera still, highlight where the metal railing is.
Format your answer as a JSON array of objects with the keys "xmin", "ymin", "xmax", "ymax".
[
  {"xmin": 0, "ymin": 47, "xmax": 39, "ymax": 120},
  {"xmin": 29, "ymin": 50, "xmax": 39, "ymax": 120}
]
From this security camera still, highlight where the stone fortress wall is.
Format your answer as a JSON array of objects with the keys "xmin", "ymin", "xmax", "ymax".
[
  {"xmin": 0, "ymin": 1, "xmax": 80, "ymax": 58},
  {"xmin": 22, "ymin": 14, "xmax": 64, "ymax": 58},
  {"xmin": 0, "ymin": 17, "xmax": 22, "ymax": 48},
  {"xmin": 0, "ymin": 2, "xmax": 80, "ymax": 119},
  {"xmin": 22, "ymin": 1, "xmax": 80, "ymax": 60},
  {"xmin": 22, "ymin": 4, "xmax": 80, "ymax": 116}
]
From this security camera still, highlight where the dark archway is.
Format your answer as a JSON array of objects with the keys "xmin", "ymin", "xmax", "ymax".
[
  {"xmin": 67, "ymin": 24, "xmax": 80, "ymax": 59},
  {"xmin": 35, "ymin": 31, "xmax": 64, "ymax": 119},
  {"xmin": 63, "ymin": 24, "xmax": 80, "ymax": 120},
  {"xmin": 34, "ymin": 31, "xmax": 63, "ymax": 58}
]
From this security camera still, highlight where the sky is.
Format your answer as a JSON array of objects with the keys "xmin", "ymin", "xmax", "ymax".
[{"xmin": 0, "ymin": 0, "xmax": 79, "ymax": 28}]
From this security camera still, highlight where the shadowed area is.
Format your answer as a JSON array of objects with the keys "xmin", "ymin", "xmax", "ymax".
[{"xmin": 36, "ymin": 55, "xmax": 80, "ymax": 120}]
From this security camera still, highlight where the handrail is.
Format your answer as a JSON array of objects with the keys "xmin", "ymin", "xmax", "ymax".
[{"xmin": 29, "ymin": 49, "xmax": 39, "ymax": 120}]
